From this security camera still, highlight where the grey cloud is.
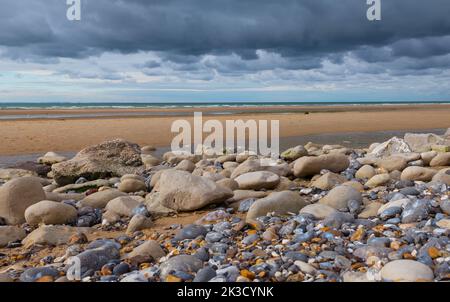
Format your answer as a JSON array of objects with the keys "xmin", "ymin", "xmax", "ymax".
[{"xmin": 1, "ymin": 0, "xmax": 450, "ymax": 78}]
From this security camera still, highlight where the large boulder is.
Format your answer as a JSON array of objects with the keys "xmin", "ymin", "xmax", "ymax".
[
  {"xmin": 319, "ymin": 185, "xmax": 362, "ymax": 210},
  {"xmin": 25, "ymin": 200, "xmax": 78, "ymax": 226},
  {"xmin": 52, "ymin": 139, "xmax": 144, "ymax": 185},
  {"xmin": 293, "ymin": 154, "xmax": 350, "ymax": 178},
  {"xmin": 246, "ymin": 191, "xmax": 306, "ymax": 221},
  {"xmin": 234, "ymin": 171, "xmax": 280, "ymax": 190},
  {"xmin": 404, "ymin": 133, "xmax": 444, "ymax": 153},
  {"xmin": 156, "ymin": 170, "xmax": 233, "ymax": 211},
  {"xmin": 0, "ymin": 177, "xmax": 46, "ymax": 225},
  {"xmin": 400, "ymin": 166, "xmax": 437, "ymax": 181}
]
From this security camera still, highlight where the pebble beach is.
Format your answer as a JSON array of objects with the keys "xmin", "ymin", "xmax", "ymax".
[{"xmin": 0, "ymin": 125, "xmax": 449, "ymax": 283}]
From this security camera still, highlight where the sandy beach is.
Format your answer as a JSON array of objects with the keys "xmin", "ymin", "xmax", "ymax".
[{"xmin": 0, "ymin": 104, "xmax": 449, "ymax": 156}]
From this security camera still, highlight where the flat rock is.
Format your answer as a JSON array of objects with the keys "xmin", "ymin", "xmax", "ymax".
[
  {"xmin": 293, "ymin": 154, "xmax": 349, "ymax": 178},
  {"xmin": 52, "ymin": 139, "xmax": 144, "ymax": 185},
  {"xmin": 234, "ymin": 171, "xmax": 280, "ymax": 190},
  {"xmin": 45, "ymin": 191, "xmax": 84, "ymax": 202},
  {"xmin": 53, "ymin": 179, "xmax": 110, "ymax": 193}
]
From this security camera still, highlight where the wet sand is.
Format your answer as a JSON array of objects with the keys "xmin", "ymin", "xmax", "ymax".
[{"xmin": 0, "ymin": 104, "xmax": 449, "ymax": 156}]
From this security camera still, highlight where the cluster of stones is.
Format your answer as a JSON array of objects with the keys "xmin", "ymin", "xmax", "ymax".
[{"xmin": 0, "ymin": 130, "xmax": 449, "ymax": 282}]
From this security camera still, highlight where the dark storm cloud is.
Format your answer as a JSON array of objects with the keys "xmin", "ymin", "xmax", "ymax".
[{"xmin": 1, "ymin": 0, "xmax": 450, "ymax": 73}]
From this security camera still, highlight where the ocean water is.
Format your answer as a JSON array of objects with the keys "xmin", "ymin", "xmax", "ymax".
[{"xmin": 0, "ymin": 101, "xmax": 449, "ymax": 110}]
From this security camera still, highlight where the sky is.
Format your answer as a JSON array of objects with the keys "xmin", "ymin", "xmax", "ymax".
[{"xmin": 1, "ymin": 0, "xmax": 450, "ymax": 103}]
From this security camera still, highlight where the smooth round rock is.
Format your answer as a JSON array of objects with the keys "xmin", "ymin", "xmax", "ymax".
[
  {"xmin": 319, "ymin": 185, "xmax": 362, "ymax": 210},
  {"xmin": 380, "ymin": 260, "xmax": 434, "ymax": 282},
  {"xmin": 25, "ymin": 200, "xmax": 77, "ymax": 226}
]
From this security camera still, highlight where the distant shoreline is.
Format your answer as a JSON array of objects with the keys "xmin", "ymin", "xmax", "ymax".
[
  {"xmin": 1, "ymin": 103, "xmax": 450, "ymax": 121},
  {"xmin": 0, "ymin": 104, "xmax": 449, "ymax": 156}
]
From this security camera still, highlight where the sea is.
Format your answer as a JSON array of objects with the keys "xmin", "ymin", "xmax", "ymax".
[
  {"xmin": 1, "ymin": 101, "xmax": 449, "ymax": 110},
  {"xmin": 0, "ymin": 101, "xmax": 448, "ymax": 120}
]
